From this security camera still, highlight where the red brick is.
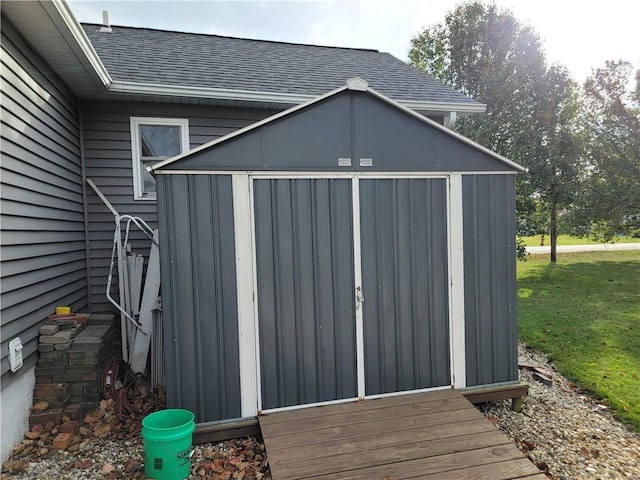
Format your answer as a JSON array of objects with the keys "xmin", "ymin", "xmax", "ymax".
[
  {"xmin": 53, "ymin": 433, "xmax": 72, "ymax": 449},
  {"xmin": 63, "ymin": 404, "xmax": 82, "ymax": 421},
  {"xmin": 59, "ymin": 421, "xmax": 79, "ymax": 434},
  {"xmin": 34, "ymin": 383, "xmax": 67, "ymax": 398},
  {"xmin": 29, "ymin": 409, "xmax": 62, "ymax": 427},
  {"xmin": 81, "ymin": 373, "xmax": 97, "ymax": 381}
]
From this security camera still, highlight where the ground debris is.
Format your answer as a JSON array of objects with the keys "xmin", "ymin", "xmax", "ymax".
[
  {"xmin": 1, "ymin": 377, "xmax": 270, "ymax": 480},
  {"xmin": 191, "ymin": 437, "xmax": 268, "ymax": 480}
]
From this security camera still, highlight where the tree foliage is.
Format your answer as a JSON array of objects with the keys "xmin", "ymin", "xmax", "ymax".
[
  {"xmin": 566, "ymin": 61, "xmax": 640, "ymax": 240},
  {"xmin": 409, "ymin": 1, "xmax": 583, "ymax": 261}
]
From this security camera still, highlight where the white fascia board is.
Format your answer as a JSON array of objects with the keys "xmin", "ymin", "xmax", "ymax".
[
  {"xmin": 109, "ymin": 81, "xmax": 317, "ymax": 104},
  {"xmin": 402, "ymin": 101, "xmax": 486, "ymax": 114},
  {"xmin": 50, "ymin": 0, "xmax": 113, "ymax": 86},
  {"xmin": 109, "ymin": 80, "xmax": 486, "ymax": 115}
]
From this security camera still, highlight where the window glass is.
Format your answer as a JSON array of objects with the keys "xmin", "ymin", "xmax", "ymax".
[{"xmin": 139, "ymin": 125, "xmax": 182, "ymax": 158}]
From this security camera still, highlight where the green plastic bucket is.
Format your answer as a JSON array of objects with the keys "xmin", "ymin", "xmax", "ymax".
[{"xmin": 142, "ymin": 409, "xmax": 195, "ymax": 480}]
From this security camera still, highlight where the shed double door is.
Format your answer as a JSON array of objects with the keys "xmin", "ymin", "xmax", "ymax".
[{"xmin": 253, "ymin": 177, "xmax": 450, "ymax": 411}]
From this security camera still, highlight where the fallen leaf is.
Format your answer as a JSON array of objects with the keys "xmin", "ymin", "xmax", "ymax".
[
  {"xmin": 101, "ymin": 462, "xmax": 115, "ymax": 475},
  {"xmin": 32, "ymin": 402, "xmax": 49, "ymax": 414},
  {"xmin": 76, "ymin": 459, "xmax": 93, "ymax": 469},
  {"xmin": 579, "ymin": 446, "xmax": 590, "ymax": 457},
  {"xmin": 521, "ymin": 439, "xmax": 536, "ymax": 451}
]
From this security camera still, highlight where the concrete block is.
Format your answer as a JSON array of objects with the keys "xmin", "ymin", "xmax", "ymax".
[
  {"xmin": 65, "ymin": 366, "xmax": 95, "ymax": 376},
  {"xmin": 54, "ymin": 342, "xmax": 72, "ymax": 351},
  {"xmin": 53, "ymin": 358, "xmax": 69, "ymax": 367},
  {"xmin": 39, "ymin": 324, "xmax": 60, "ymax": 336},
  {"xmin": 40, "ymin": 351, "xmax": 69, "ymax": 360},
  {"xmin": 39, "ymin": 330, "xmax": 75, "ymax": 344},
  {"xmin": 35, "ymin": 367, "xmax": 65, "ymax": 377},
  {"xmin": 38, "ymin": 344, "xmax": 54, "ymax": 353}
]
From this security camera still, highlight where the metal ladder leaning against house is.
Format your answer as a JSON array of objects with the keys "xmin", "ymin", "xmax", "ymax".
[{"xmin": 87, "ymin": 179, "xmax": 161, "ymax": 381}]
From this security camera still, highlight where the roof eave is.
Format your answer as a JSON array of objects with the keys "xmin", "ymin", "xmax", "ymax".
[
  {"xmin": 110, "ymin": 81, "xmax": 485, "ymax": 114},
  {"xmin": 50, "ymin": 0, "xmax": 112, "ymax": 85}
]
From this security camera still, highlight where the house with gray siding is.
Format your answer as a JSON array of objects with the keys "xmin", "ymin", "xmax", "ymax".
[{"xmin": 1, "ymin": 0, "xmax": 520, "ymax": 460}]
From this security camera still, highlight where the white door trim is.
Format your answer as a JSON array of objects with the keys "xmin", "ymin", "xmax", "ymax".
[
  {"xmin": 351, "ymin": 177, "xmax": 366, "ymax": 400},
  {"xmin": 232, "ymin": 174, "xmax": 259, "ymax": 417},
  {"xmin": 447, "ymin": 174, "xmax": 467, "ymax": 388}
]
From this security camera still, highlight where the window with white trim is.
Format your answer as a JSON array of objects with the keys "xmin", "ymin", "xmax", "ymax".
[{"xmin": 130, "ymin": 117, "xmax": 189, "ymax": 200}]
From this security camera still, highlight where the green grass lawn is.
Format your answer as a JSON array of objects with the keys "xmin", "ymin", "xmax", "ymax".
[
  {"xmin": 518, "ymin": 234, "xmax": 640, "ymax": 247},
  {"xmin": 517, "ymin": 250, "xmax": 640, "ymax": 430}
]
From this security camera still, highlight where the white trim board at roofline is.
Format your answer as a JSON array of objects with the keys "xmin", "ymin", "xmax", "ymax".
[{"xmin": 149, "ymin": 79, "xmax": 526, "ymax": 174}]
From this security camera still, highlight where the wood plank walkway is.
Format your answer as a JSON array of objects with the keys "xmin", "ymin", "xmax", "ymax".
[{"xmin": 259, "ymin": 389, "xmax": 546, "ymax": 480}]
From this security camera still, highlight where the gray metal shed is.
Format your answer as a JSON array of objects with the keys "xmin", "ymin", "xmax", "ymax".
[{"xmin": 150, "ymin": 78, "xmax": 525, "ymax": 424}]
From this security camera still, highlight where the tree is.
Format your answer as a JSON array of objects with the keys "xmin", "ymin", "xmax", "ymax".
[
  {"xmin": 566, "ymin": 61, "xmax": 640, "ymax": 240},
  {"xmin": 409, "ymin": 1, "xmax": 583, "ymax": 261}
]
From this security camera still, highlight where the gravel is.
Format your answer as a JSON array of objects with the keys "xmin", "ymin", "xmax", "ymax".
[
  {"xmin": 477, "ymin": 343, "xmax": 640, "ymax": 480},
  {"xmin": 3, "ymin": 343, "xmax": 638, "ymax": 480}
]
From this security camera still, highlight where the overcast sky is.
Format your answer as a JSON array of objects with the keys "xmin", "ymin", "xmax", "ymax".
[{"xmin": 68, "ymin": 0, "xmax": 638, "ymax": 85}]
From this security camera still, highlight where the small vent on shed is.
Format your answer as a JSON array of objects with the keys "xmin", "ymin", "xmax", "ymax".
[{"xmin": 346, "ymin": 77, "xmax": 368, "ymax": 91}]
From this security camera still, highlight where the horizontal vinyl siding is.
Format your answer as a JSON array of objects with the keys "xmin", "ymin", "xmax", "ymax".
[
  {"xmin": 0, "ymin": 18, "xmax": 86, "ymax": 383},
  {"xmin": 82, "ymin": 101, "xmax": 276, "ymax": 312},
  {"xmin": 462, "ymin": 174, "xmax": 518, "ymax": 387}
]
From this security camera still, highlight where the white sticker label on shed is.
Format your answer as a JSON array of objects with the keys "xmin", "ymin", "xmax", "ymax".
[
  {"xmin": 359, "ymin": 158, "xmax": 373, "ymax": 167},
  {"xmin": 338, "ymin": 158, "xmax": 352, "ymax": 167}
]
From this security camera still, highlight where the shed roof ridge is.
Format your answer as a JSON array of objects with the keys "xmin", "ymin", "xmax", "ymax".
[{"xmin": 79, "ymin": 22, "xmax": 382, "ymax": 53}]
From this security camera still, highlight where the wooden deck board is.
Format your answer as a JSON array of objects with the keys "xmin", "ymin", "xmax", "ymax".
[{"xmin": 259, "ymin": 389, "xmax": 541, "ymax": 480}]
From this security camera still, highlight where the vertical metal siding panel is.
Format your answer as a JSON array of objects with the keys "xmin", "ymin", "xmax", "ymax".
[
  {"xmin": 157, "ymin": 174, "xmax": 240, "ymax": 422},
  {"xmin": 0, "ymin": 20, "xmax": 86, "ymax": 383},
  {"xmin": 463, "ymin": 175, "xmax": 518, "ymax": 387},
  {"xmin": 361, "ymin": 179, "xmax": 449, "ymax": 396},
  {"xmin": 255, "ymin": 179, "xmax": 356, "ymax": 409},
  {"xmin": 156, "ymin": 176, "xmax": 177, "ymax": 408},
  {"xmin": 81, "ymin": 101, "xmax": 274, "ymax": 312}
]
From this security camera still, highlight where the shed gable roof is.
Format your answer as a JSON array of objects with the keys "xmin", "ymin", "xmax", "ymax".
[
  {"xmin": 151, "ymin": 79, "xmax": 525, "ymax": 173},
  {"xmin": 80, "ymin": 23, "xmax": 484, "ymax": 112}
]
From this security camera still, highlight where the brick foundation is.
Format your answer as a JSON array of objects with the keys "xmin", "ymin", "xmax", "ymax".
[{"xmin": 32, "ymin": 315, "xmax": 118, "ymax": 423}]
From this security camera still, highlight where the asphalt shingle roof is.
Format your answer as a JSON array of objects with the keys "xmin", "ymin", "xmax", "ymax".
[{"xmin": 81, "ymin": 23, "xmax": 481, "ymax": 106}]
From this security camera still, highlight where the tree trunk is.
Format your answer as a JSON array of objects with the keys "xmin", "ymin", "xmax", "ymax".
[{"xmin": 550, "ymin": 201, "xmax": 558, "ymax": 262}]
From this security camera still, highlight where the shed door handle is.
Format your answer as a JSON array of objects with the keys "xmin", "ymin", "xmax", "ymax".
[{"xmin": 356, "ymin": 286, "xmax": 364, "ymax": 309}]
